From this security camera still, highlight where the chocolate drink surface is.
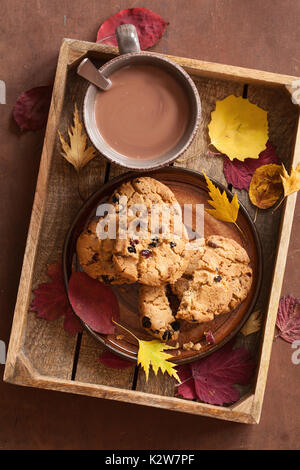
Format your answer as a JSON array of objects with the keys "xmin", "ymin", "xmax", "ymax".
[{"xmin": 94, "ymin": 64, "xmax": 189, "ymax": 159}]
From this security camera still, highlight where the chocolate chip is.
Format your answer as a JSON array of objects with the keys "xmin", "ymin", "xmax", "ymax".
[
  {"xmin": 141, "ymin": 249, "xmax": 152, "ymax": 259},
  {"xmin": 142, "ymin": 316, "xmax": 151, "ymax": 328},
  {"xmin": 130, "ymin": 239, "xmax": 139, "ymax": 247},
  {"xmin": 87, "ymin": 229, "xmax": 92, "ymax": 234},
  {"xmin": 162, "ymin": 330, "xmax": 172, "ymax": 341},
  {"xmin": 170, "ymin": 242, "xmax": 177, "ymax": 248},
  {"xmin": 214, "ymin": 275, "xmax": 222, "ymax": 282},
  {"xmin": 208, "ymin": 240, "xmax": 218, "ymax": 248},
  {"xmin": 127, "ymin": 246, "xmax": 136, "ymax": 254},
  {"xmin": 171, "ymin": 321, "xmax": 180, "ymax": 331},
  {"xmin": 112, "ymin": 194, "xmax": 119, "ymax": 203},
  {"xmin": 166, "ymin": 285, "xmax": 180, "ymax": 315},
  {"xmin": 149, "ymin": 236, "xmax": 159, "ymax": 248},
  {"xmin": 102, "ymin": 275, "xmax": 110, "ymax": 284}
]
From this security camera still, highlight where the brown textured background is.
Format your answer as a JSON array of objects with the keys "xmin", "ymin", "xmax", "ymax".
[{"xmin": 0, "ymin": 0, "xmax": 299, "ymax": 449}]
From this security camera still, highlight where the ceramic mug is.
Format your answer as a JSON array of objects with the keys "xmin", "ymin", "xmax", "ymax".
[{"xmin": 82, "ymin": 24, "xmax": 201, "ymax": 170}]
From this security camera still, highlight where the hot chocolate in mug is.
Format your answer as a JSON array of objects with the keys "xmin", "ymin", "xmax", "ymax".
[{"xmin": 81, "ymin": 24, "xmax": 201, "ymax": 170}]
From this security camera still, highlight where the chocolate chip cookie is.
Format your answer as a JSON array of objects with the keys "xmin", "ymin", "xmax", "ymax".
[
  {"xmin": 139, "ymin": 285, "xmax": 180, "ymax": 341},
  {"xmin": 109, "ymin": 177, "xmax": 191, "ymax": 286},
  {"xmin": 76, "ymin": 219, "xmax": 131, "ymax": 285},
  {"xmin": 176, "ymin": 235, "xmax": 253, "ymax": 323},
  {"xmin": 138, "ymin": 236, "xmax": 252, "ymax": 340},
  {"xmin": 171, "ymin": 238, "xmax": 205, "ymax": 299},
  {"xmin": 109, "ymin": 176, "xmax": 181, "ymax": 210}
]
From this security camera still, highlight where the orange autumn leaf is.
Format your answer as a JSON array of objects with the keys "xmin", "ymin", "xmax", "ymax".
[
  {"xmin": 281, "ymin": 162, "xmax": 300, "ymax": 197},
  {"xmin": 249, "ymin": 164, "xmax": 283, "ymax": 209}
]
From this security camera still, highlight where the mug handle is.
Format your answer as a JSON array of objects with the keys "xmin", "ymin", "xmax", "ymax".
[{"xmin": 116, "ymin": 24, "xmax": 141, "ymax": 54}]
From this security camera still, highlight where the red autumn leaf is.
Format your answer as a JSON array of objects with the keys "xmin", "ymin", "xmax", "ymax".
[
  {"xmin": 68, "ymin": 272, "xmax": 119, "ymax": 334},
  {"xmin": 63, "ymin": 308, "xmax": 83, "ymax": 336},
  {"xmin": 175, "ymin": 364, "xmax": 197, "ymax": 400},
  {"xmin": 99, "ymin": 350, "xmax": 134, "ymax": 369},
  {"xmin": 177, "ymin": 343, "xmax": 255, "ymax": 406},
  {"xmin": 13, "ymin": 85, "xmax": 52, "ymax": 131},
  {"xmin": 96, "ymin": 8, "xmax": 168, "ymax": 50},
  {"xmin": 30, "ymin": 262, "xmax": 82, "ymax": 336},
  {"xmin": 275, "ymin": 295, "xmax": 300, "ymax": 343},
  {"xmin": 223, "ymin": 141, "xmax": 281, "ymax": 190}
]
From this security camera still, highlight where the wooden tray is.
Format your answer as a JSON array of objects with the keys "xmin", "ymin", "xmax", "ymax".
[{"xmin": 4, "ymin": 38, "xmax": 300, "ymax": 424}]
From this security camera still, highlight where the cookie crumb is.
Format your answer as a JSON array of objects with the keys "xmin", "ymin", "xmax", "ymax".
[{"xmin": 116, "ymin": 335, "xmax": 124, "ymax": 340}]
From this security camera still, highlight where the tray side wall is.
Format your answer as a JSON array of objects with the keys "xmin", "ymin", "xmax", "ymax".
[
  {"xmin": 65, "ymin": 39, "xmax": 300, "ymax": 86},
  {"xmin": 4, "ymin": 40, "xmax": 71, "ymax": 383},
  {"xmin": 251, "ymin": 116, "xmax": 300, "ymax": 423}
]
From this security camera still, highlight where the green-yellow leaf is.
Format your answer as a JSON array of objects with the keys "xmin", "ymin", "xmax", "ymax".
[
  {"xmin": 203, "ymin": 171, "xmax": 240, "ymax": 223},
  {"xmin": 137, "ymin": 339, "xmax": 180, "ymax": 383},
  {"xmin": 241, "ymin": 310, "xmax": 262, "ymax": 336},
  {"xmin": 59, "ymin": 104, "xmax": 97, "ymax": 171}
]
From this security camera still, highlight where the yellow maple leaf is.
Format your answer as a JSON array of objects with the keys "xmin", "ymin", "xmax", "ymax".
[
  {"xmin": 281, "ymin": 162, "xmax": 300, "ymax": 197},
  {"xmin": 208, "ymin": 95, "xmax": 269, "ymax": 161},
  {"xmin": 58, "ymin": 104, "xmax": 97, "ymax": 171},
  {"xmin": 203, "ymin": 170, "xmax": 239, "ymax": 223},
  {"xmin": 113, "ymin": 321, "xmax": 180, "ymax": 383},
  {"xmin": 138, "ymin": 339, "xmax": 180, "ymax": 383},
  {"xmin": 241, "ymin": 310, "xmax": 262, "ymax": 336}
]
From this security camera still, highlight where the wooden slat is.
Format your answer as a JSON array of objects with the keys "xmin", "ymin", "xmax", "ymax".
[
  {"xmin": 5, "ymin": 43, "xmax": 108, "ymax": 382},
  {"xmin": 21, "ymin": 63, "xmax": 108, "ymax": 379},
  {"xmin": 74, "ymin": 332, "xmax": 136, "ymax": 388}
]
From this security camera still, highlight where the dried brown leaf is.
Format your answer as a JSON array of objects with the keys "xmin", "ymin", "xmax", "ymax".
[
  {"xmin": 241, "ymin": 310, "xmax": 262, "ymax": 336},
  {"xmin": 59, "ymin": 104, "xmax": 97, "ymax": 171},
  {"xmin": 249, "ymin": 164, "xmax": 283, "ymax": 209}
]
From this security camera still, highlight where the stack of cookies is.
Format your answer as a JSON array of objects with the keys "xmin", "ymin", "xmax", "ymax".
[{"xmin": 76, "ymin": 177, "xmax": 253, "ymax": 344}]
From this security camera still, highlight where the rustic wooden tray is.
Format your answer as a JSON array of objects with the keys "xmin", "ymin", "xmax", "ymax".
[{"xmin": 4, "ymin": 39, "xmax": 300, "ymax": 424}]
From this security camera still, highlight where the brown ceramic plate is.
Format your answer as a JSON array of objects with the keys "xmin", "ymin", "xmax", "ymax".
[{"xmin": 63, "ymin": 167, "xmax": 262, "ymax": 365}]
